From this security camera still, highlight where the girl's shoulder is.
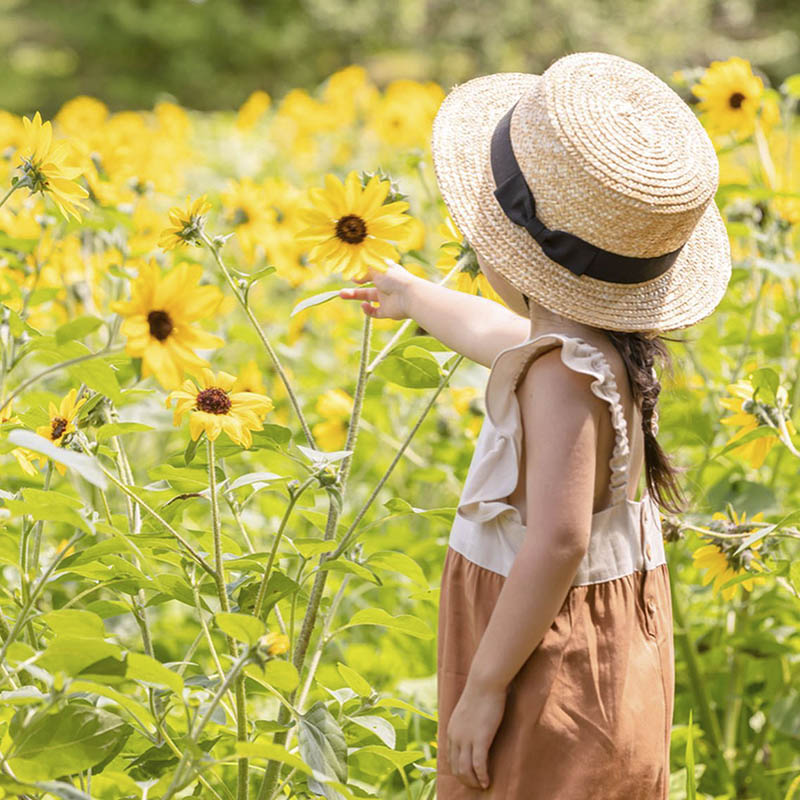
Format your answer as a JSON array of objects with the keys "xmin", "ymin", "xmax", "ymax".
[{"xmin": 484, "ymin": 332, "xmax": 629, "ymax": 431}]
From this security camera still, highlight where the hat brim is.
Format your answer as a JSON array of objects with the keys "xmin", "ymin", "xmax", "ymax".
[{"xmin": 430, "ymin": 72, "xmax": 732, "ymax": 332}]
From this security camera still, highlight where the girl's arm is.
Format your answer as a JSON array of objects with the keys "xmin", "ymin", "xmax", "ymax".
[
  {"xmin": 339, "ymin": 263, "xmax": 531, "ymax": 367},
  {"xmin": 466, "ymin": 347, "xmax": 600, "ymax": 690}
]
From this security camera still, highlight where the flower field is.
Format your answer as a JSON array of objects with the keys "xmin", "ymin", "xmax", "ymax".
[{"xmin": 0, "ymin": 60, "xmax": 799, "ymax": 799}]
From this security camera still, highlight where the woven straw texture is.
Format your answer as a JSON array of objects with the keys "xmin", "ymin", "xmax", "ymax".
[{"xmin": 430, "ymin": 51, "xmax": 732, "ymax": 332}]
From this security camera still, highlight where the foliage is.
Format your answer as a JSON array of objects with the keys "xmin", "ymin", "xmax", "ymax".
[{"xmin": 0, "ymin": 58, "xmax": 799, "ymax": 799}]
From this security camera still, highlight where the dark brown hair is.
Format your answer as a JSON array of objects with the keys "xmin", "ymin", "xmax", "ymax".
[{"xmin": 521, "ymin": 293, "xmax": 688, "ymax": 515}]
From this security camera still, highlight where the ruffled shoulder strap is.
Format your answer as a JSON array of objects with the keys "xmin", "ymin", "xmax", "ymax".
[{"xmin": 484, "ymin": 332, "xmax": 632, "ymax": 506}]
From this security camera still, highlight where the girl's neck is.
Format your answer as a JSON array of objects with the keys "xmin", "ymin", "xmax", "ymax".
[{"xmin": 527, "ymin": 302, "xmax": 604, "ymax": 342}]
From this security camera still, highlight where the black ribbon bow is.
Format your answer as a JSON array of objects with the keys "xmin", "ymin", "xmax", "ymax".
[{"xmin": 490, "ymin": 100, "xmax": 684, "ymax": 284}]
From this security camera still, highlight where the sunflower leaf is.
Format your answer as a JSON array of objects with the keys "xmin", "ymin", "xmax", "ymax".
[{"xmin": 290, "ymin": 289, "xmax": 343, "ymax": 317}]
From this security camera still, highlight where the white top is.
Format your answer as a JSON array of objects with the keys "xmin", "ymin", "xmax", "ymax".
[{"xmin": 448, "ymin": 332, "xmax": 666, "ymax": 585}]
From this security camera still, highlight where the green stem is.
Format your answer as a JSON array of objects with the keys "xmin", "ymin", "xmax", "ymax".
[
  {"xmin": 0, "ymin": 182, "xmax": 23, "ymax": 211},
  {"xmin": 160, "ymin": 649, "xmax": 252, "ymax": 800},
  {"xmin": 208, "ymin": 438, "xmax": 249, "ymax": 800},
  {"xmin": 79, "ymin": 441, "xmax": 216, "ymax": 578},
  {"xmin": 330, "ymin": 351, "xmax": 465, "ymax": 560},
  {"xmin": 668, "ymin": 544, "xmax": 735, "ymax": 791},
  {"xmin": 721, "ymin": 590, "xmax": 750, "ymax": 791},
  {"xmin": 200, "ymin": 231, "xmax": 316, "ymax": 450},
  {"xmin": 253, "ymin": 475, "xmax": 317, "ymax": 621},
  {"xmin": 253, "ymin": 313, "xmax": 373, "ymax": 800}
]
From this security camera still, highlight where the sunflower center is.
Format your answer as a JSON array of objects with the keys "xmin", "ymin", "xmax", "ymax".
[
  {"xmin": 233, "ymin": 207, "xmax": 250, "ymax": 226},
  {"xmin": 148, "ymin": 310, "xmax": 174, "ymax": 341},
  {"xmin": 51, "ymin": 417, "xmax": 68, "ymax": 440},
  {"xmin": 336, "ymin": 214, "xmax": 367, "ymax": 244},
  {"xmin": 729, "ymin": 92, "xmax": 746, "ymax": 109},
  {"xmin": 196, "ymin": 387, "xmax": 232, "ymax": 415}
]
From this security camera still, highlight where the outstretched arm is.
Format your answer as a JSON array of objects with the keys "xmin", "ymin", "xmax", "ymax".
[
  {"xmin": 445, "ymin": 346, "xmax": 602, "ymax": 790},
  {"xmin": 338, "ymin": 262, "xmax": 531, "ymax": 367}
]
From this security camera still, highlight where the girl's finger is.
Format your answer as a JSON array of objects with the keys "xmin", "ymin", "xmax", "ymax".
[
  {"xmin": 458, "ymin": 741, "xmax": 480, "ymax": 788},
  {"xmin": 472, "ymin": 743, "xmax": 490, "ymax": 789},
  {"xmin": 339, "ymin": 287, "xmax": 378, "ymax": 302}
]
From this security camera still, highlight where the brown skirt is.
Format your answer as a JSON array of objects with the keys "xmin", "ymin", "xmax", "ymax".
[{"xmin": 436, "ymin": 546, "xmax": 675, "ymax": 799}]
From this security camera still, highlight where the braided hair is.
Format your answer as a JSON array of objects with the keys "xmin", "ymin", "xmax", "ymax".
[{"xmin": 521, "ymin": 293, "xmax": 687, "ymax": 514}]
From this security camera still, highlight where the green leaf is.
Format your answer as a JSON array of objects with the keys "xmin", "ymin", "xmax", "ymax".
[
  {"xmin": 6, "ymin": 429, "xmax": 108, "ymax": 489},
  {"xmin": 290, "ymin": 289, "xmax": 343, "ymax": 317},
  {"xmin": 55, "ymin": 316, "xmax": 104, "ymax": 345},
  {"xmin": 3, "ymin": 306, "xmax": 40, "ymax": 337},
  {"xmin": 94, "ymin": 422, "xmax": 154, "ymax": 442},
  {"xmin": 8, "ymin": 703, "xmax": 131, "ymax": 782},
  {"xmin": 345, "ymin": 714, "xmax": 396, "ymax": 748},
  {"xmin": 215, "ymin": 611, "xmax": 266, "ymax": 645},
  {"xmin": 228, "ymin": 471, "xmax": 284, "ymax": 491},
  {"xmin": 345, "ymin": 608, "xmax": 433, "ymax": 640},
  {"xmin": 373, "ymin": 347, "xmax": 441, "ymax": 389},
  {"xmin": 68, "ymin": 358, "xmax": 121, "ymax": 403},
  {"xmin": 261, "ymin": 658, "xmax": 300, "ymax": 692},
  {"xmin": 318, "ymin": 558, "xmax": 381, "ymax": 584},
  {"xmin": 750, "ymin": 367, "xmax": 779, "ymax": 405},
  {"xmin": 375, "ymin": 696, "xmax": 437, "ymax": 722},
  {"xmin": 4, "ymin": 493, "xmax": 92, "ymax": 535},
  {"xmin": 40, "ymin": 609, "xmax": 106, "ymax": 639},
  {"xmin": 38, "ymin": 636, "xmax": 124, "ymax": 677},
  {"xmin": 147, "ymin": 463, "xmax": 212, "ymax": 491},
  {"xmin": 297, "ymin": 700, "xmax": 348, "ymax": 800},
  {"xmin": 336, "ymin": 662, "xmax": 372, "ymax": 697},
  {"xmin": 351, "ymin": 744, "xmax": 425, "ymax": 769},
  {"xmin": 126, "ymin": 652, "xmax": 184, "ymax": 695},
  {"xmin": 365, "ymin": 550, "xmax": 429, "ymax": 588}
]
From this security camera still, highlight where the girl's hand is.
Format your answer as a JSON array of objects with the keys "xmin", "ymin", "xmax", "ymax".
[
  {"xmin": 446, "ymin": 678, "xmax": 507, "ymax": 790},
  {"xmin": 337, "ymin": 260, "xmax": 417, "ymax": 321}
]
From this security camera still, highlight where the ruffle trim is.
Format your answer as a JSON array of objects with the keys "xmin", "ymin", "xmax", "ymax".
[{"xmin": 457, "ymin": 333, "xmax": 632, "ymax": 526}]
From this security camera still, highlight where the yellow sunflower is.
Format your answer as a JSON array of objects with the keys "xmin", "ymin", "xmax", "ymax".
[
  {"xmin": 719, "ymin": 378, "xmax": 796, "ymax": 469},
  {"xmin": 261, "ymin": 631, "xmax": 290, "ymax": 656},
  {"xmin": 312, "ymin": 388, "xmax": 354, "ymax": 451},
  {"xmin": 295, "ymin": 171, "xmax": 412, "ymax": 280},
  {"xmin": 434, "ymin": 213, "xmax": 504, "ymax": 302},
  {"xmin": 12, "ymin": 111, "xmax": 90, "ymax": 220},
  {"xmin": 158, "ymin": 195, "xmax": 212, "ymax": 250},
  {"xmin": 34, "ymin": 388, "xmax": 87, "ymax": 475},
  {"xmin": 232, "ymin": 359, "xmax": 267, "ymax": 395},
  {"xmin": 691, "ymin": 509, "xmax": 770, "ymax": 601},
  {"xmin": 1, "ymin": 400, "xmax": 38, "ymax": 477},
  {"xmin": 691, "ymin": 57, "xmax": 764, "ymax": 138},
  {"xmin": 236, "ymin": 90, "xmax": 272, "ymax": 132},
  {"xmin": 110, "ymin": 259, "xmax": 225, "ymax": 390},
  {"xmin": 166, "ymin": 368, "xmax": 273, "ymax": 449}
]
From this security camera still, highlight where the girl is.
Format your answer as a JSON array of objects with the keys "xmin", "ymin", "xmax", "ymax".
[{"xmin": 340, "ymin": 51, "xmax": 731, "ymax": 799}]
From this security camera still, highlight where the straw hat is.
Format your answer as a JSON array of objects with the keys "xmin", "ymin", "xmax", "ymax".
[{"xmin": 430, "ymin": 51, "xmax": 732, "ymax": 332}]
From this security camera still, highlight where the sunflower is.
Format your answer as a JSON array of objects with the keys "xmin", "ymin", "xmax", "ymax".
[
  {"xmin": 110, "ymin": 259, "xmax": 225, "ymax": 390},
  {"xmin": 1, "ymin": 400, "xmax": 38, "ymax": 477},
  {"xmin": 691, "ymin": 509, "xmax": 770, "ymax": 601},
  {"xmin": 236, "ymin": 90, "xmax": 272, "ymax": 132},
  {"xmin": 434, "ymin": 212, "xmax": 504, "ymax": 303},
  {"xmin": 312, "ymin": 388, "xmax": 354, "ymax": 451},
  {"xmin": 719, "ymin": 378, "xmax": 795, "ymax": 469},
  {"xmin": 158, "ymin": 194, "xmax": 212, "ymax": 250},
  {"xmin": 261, "ymin": 631, "xmax": 290, "ymax": 656},
  {"xmin": 232, "ymin": 359, "xmax": 267, "ymax": 395},
  {"xmin": 691, "ymin": 57, "xmax": 764, "ymax": 138},
  {"xmin": 13, "ymin": 111, "xmax": 90, "ymax": 220},
  {"xmin": 295, "ymin": 171, "xmax": 412, "ymax": 280},
  {"xmin": 166, "ymin": 368, "xmax": 273, "ymax": 449},
  {"xmin": 34, "ymin": 388, "xmax": 87, "ymax": 475}
]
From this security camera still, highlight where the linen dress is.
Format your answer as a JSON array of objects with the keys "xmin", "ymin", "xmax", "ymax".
[{"xmin": 436, "ymin": 332, "xmax": 675, "ymax": 799}]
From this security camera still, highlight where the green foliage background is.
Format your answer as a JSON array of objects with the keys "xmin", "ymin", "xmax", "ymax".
[{"xmin": 2, "ymin": 0, "xmax": 800, "ymax": 115}]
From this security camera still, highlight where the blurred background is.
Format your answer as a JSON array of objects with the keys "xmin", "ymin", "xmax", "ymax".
[{"xmin": 2, "ymin": 0, "xmax": 800, "ymax": 116}]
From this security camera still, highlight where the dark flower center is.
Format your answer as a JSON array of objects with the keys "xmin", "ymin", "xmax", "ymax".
[
  {"xmin": 233, "ymin": 207, "xmax": 250, "ymax": 226},
  {"xmin": 148, "ymin": 310, "xmax": 174, "ymax": 341},
  {"xmin": 51, "ymin": 416, "xmax": 68, "ymax": 440},
  {"xmin": 729, "ymin": 92, "xmax": 746, "ymax": 109},
  {"xmin": 335, "ymin": 214, "xmax": 367, "ymax": 244},
  {"xmin": 196, "ymin": 387, "xmax": 232, "ymax": 414}
]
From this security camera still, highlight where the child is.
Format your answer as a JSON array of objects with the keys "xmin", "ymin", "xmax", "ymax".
[{"xmin": 340, "ymin": 51, "xmax": 731, "ymax": 798}]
